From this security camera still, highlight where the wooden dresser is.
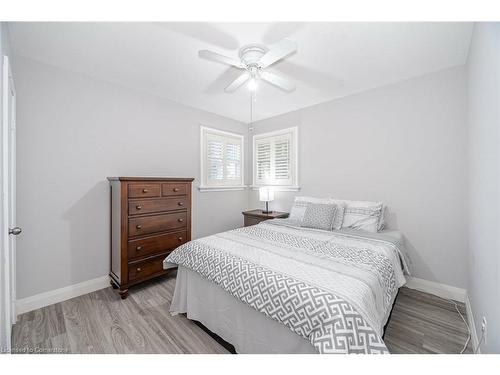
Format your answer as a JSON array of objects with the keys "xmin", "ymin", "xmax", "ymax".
[{"xmin": 107, "ymin": 177, "xmax": 194, "ymax": 299}]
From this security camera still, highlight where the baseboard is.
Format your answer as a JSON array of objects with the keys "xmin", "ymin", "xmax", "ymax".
[
  {"xmin": 465, "ymin": 295, "xmax": 480, "ymax": 353},
  {"xmin": 16, "ymin": 275, "xmax": 110, "ymax": 315},
  {"xmin": 404, "ymin": 277, "xmax": 466, "ymax": 303}
]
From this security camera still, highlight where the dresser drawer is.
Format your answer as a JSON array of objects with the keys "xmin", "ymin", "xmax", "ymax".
[
  {"xmin": 127, "ymin": 230, "xmax": 187, "ymax": 259},
  {"xmin": 128, "ymin": 255, "xmax": 166, "ymax": 283},
  {"xmin": 128, "ymin": 184, "xmax": 161, "ymax": 198},
  {"xmin": 162, "ymin": 183, "xmax": 188, "ymax": 197},
  {"xmin": 128, "ymin": 212, "xmax": 187, "ymax": 237},
  {"xmin": 128, "ymin": 197, "xmax": 189, "ymax": 216}
]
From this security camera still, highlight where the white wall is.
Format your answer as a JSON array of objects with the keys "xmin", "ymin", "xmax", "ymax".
[
  {"xmin": 466, "ymin": 23, "xmax": 500, "ymax": 353},
  {"xmin": 13, "ymin": 56, "xmax": 248, "ymax": 299},
  {"xmin": 249, "ymin": 67, "xmax": 468, "ymax": 288}
]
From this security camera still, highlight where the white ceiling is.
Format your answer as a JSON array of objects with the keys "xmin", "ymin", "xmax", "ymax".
[{"xmin": 8, "ymin": 22, "xmax": 473, "ymax": 123}]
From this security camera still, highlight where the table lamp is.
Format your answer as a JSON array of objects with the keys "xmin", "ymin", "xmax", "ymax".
[{"xmin": 259, "ymin": 187, "xmax": 274, "ymax": 214}]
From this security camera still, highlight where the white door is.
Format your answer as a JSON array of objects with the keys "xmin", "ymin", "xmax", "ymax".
[{"xmin": 1, "ymin": 55, "xmax": 18, "ymax": 352}]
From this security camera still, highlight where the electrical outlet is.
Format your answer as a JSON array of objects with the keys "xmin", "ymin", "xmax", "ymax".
[{"xmin": 481, "ymin": 317, "xmax": 487, "ymax": 345}]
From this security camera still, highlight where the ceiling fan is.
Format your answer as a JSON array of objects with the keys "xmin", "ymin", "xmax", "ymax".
[{"xmin": 199, "ymin": 38, "xmax": 297, "ymax": 93}]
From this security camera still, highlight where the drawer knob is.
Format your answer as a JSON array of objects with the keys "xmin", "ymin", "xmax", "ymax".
[
  {"xmin": 173, "ymin": 187, "xmax": 179, "ymax": 192},
  {"xmin": 178, "ymin": 237, "xmax": 183, "ymax": 241},
  {"xmin": 136, "ymin": 267, "xmax": 142, "ymax": 272},
  {"xmin": 136, "ymin": 225, "xmax": 142, "ymax": 229},
  {"xmin": 136, "ymin": 246, "xmax": 142, "ymax": 251},
  {"xmin": 142, "ymin": 188, "xmax": 148, "ymax": 193},
  {"xmin": 178, "ymin": 218, "xmax": 184, "ymax": 223},
  {"xmin": 178, "ymin": 202, "xmax": 184, "ymax": 206},
  {"xmin": 136, "ymin": 205, "xmax": 142, "ymax": 210}
]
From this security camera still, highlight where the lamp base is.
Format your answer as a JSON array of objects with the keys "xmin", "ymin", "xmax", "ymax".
[{"xmin": 261, "ymin": 210, "xmax": 273, "ymax": 214}]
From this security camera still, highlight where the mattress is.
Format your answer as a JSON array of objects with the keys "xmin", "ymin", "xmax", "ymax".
[{"xmin": 165, "ymin": 219, "xmax": 409, "ymax": 354}]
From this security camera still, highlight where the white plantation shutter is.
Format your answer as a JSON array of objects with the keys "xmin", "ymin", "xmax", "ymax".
[
  {"xmin": 254, "ymin": 127, "xmax": 297, "ymax": 187},
  {"xmin": 256, "ymin": 140, "xmax": 271, "ymax": 181},
  {"xmin": 274, "ymin": 138, "xmax": 290, "ymax": 181},
  {"xmin": 225, "ymin": 142, "xmax": 241, "ymax": 181},
  {"xmin": 201, "ymin": 127, "xmax": 244, "ymax": 188},
  {"xmin": 207, "ymin": 139, "xmax": 224, "ymax": 181}
]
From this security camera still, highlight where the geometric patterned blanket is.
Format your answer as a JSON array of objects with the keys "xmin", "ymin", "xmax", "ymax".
[{"xmin": 164, "ymin": 220, "xmax": 408, "ymax": 354}]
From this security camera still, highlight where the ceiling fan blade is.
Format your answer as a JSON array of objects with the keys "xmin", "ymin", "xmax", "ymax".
[
  {"xmin": 260, "ymin": 71, "xmax": 296, "ymax": 92},
  {"xmin": 258, "ymin": 38, "xmax": 297, "ymax": 68},
  {"xmin": 199, "ymin": 50, "xmax": 245, "ymax": 69},
  {"xmin": 204, "ymin": 67, "xmax": 244, "ymax": 95},
  {"xmin": 225, "ymin": 72, "xmax": 250, "ymax": 92}
]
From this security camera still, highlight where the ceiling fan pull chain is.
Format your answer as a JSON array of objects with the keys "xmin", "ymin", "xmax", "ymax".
[{"xmin": 250, "ymin": 91, "xmax": 253, "ymax": 124}]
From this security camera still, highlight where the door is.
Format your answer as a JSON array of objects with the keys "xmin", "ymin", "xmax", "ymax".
[{"xmin": 1, "ymin": 55, "xmax": 18, "ymax": 352}]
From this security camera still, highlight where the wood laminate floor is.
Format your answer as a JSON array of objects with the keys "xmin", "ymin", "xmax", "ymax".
[{"xmin": 11, "ymin": 272, "xmax": 472, "ymax": 354}]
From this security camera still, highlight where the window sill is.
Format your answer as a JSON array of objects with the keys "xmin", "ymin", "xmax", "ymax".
[
  {"xmin": 250, "ymin": 185, "xmax": 301, "ymax": 192},
  {"xmin": 198, "ymin": 185, "xmax": 248, "ymax": 192}
]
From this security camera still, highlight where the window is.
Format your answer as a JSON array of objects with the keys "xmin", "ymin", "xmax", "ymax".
[
  {"xmin": 200, "ymin": 126, "xmax": 244, "ymax": 191},
  {"xmin": 253, "ymin": 127, "xmax": 298, "ymax": 190}
]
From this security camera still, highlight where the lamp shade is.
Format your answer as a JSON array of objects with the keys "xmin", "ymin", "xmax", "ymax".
[{"xmin": 259, "ymin": 187, "xmax": 274, "ymax": 202}]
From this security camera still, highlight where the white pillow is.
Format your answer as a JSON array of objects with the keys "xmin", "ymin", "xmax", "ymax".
[
  {"xmin": 334, "ymin": 199, "xmax": 385, "ymax": 233},
  {"xmin": 327, "ymin": 199, "xmax": 346, "ymax": 230}
]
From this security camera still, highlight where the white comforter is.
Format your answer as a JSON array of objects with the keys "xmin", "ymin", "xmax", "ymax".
[{"xmin": 164, "ymin": 219, "xmax": 409, "ymax": 354}]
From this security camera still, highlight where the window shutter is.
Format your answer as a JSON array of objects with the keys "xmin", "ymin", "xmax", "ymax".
[
  {"xmin": 274, "ymin": 138, "xmax": 290, "ymax": 181},
  {"xmin": 253, "ymin": 127, "xmax": 297, "ymax": 187},
  {"xmin": 201, "ymin": 127, "xmax": 244, "ymax": 188},
  {"xmin": 207, "ymin": 139, "xmax": 224, "ymax": 181},
  {"xmin": 225, "ymin": 142, "xmax": 241, "ymax": 180},
  {"xmin": 256, "ymin": 140, "xmax": 271, "ymax": 181}
]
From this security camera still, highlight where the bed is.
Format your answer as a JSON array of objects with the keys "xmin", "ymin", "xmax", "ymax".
[{"xmin": 163, "ymin": 218, "xmax": 409, "ymax": 354}]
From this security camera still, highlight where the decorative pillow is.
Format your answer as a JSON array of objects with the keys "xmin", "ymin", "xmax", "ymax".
[
  {"xmin": 338, "ymin": 200, "xmax": 384, "ymax": 233},
  {"xmin": 301, "ymin": 203, "xmax": 337, "ymax": 231},
  {"xmin": 289, "ymin": 196, "xmax": 331, "ymax": 222}
]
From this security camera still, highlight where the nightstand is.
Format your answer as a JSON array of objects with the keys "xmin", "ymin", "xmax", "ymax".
[{"xmin": 242, "ymin": 209, "xmax": 289, "ymax": 227}]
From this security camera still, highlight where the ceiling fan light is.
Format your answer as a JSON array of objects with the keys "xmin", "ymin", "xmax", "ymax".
[{"xmin": 248, "ymin": 78, "xmax": 258, "ymax": 92}]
